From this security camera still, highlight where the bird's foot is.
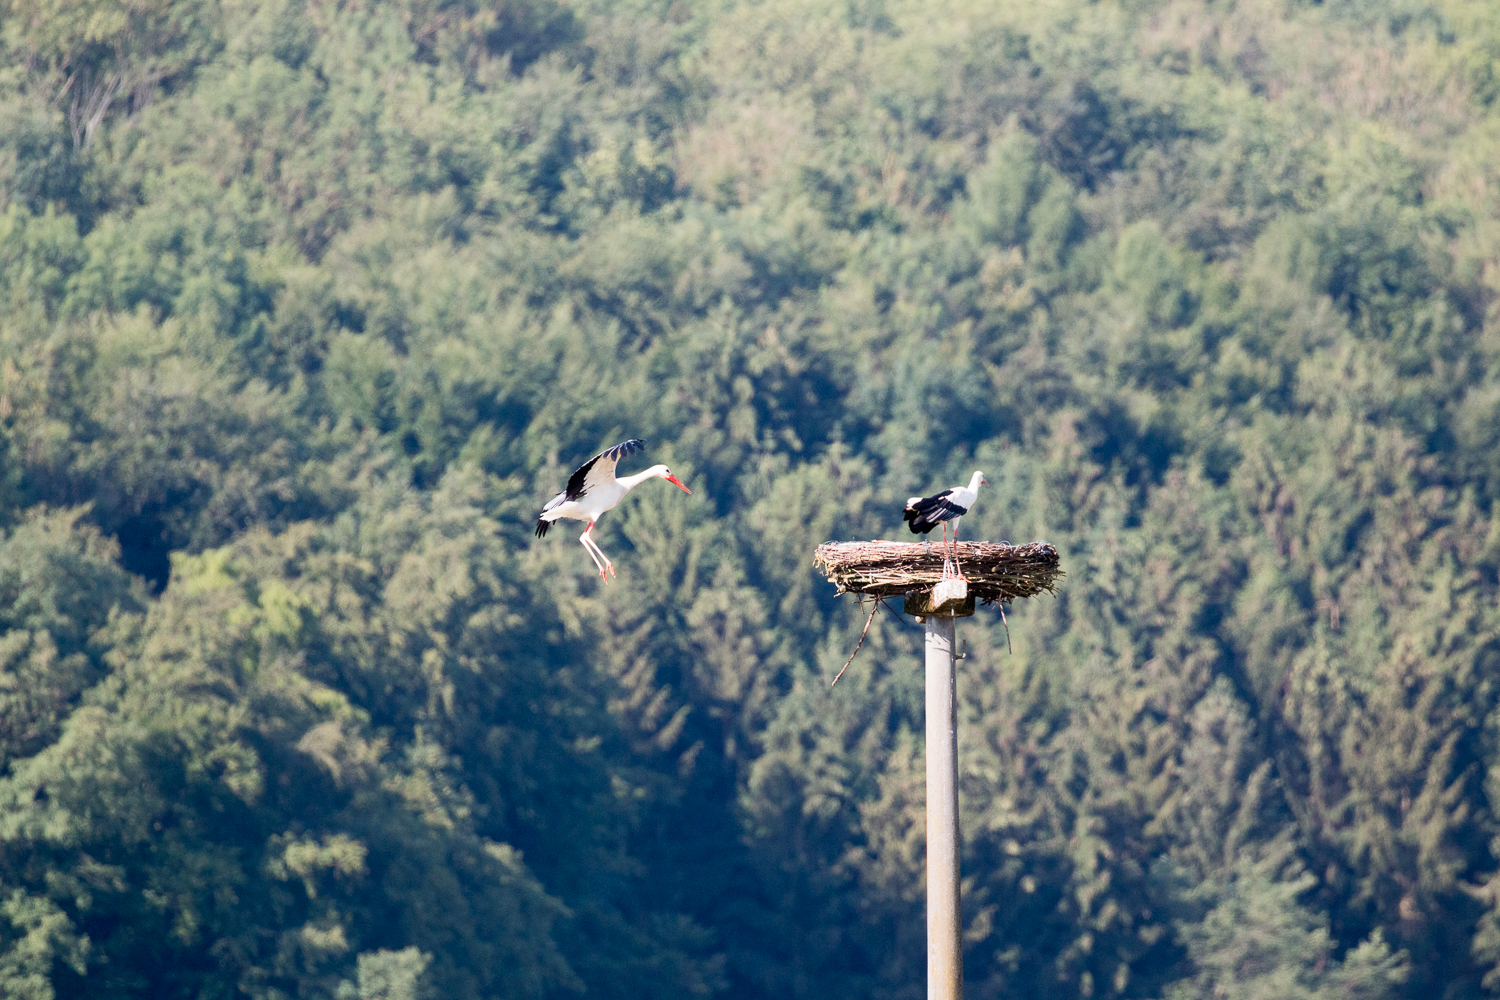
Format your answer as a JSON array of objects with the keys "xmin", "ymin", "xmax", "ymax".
[{"xmin": 606, "ymin": 563, "xmax": 617, "ymax": 579}]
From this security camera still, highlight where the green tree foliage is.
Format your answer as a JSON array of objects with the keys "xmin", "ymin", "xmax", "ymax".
[{"xmin": 3, "ymin": 0, "xmax": 1500, "ymax": 996}]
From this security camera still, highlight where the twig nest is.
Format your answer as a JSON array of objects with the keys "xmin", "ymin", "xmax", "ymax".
[{"xmin": 813, "ymin": 540, "xmax": 1063, "ymax": 605}]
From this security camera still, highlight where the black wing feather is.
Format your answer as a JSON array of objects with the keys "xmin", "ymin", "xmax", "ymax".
[
  {"xmin": 903, "ymin": 490, "xmax": 969, "ymax": 534},
  {"xmin": 563, "ymin": 439, "xmax": 644, "ymax": 500}
]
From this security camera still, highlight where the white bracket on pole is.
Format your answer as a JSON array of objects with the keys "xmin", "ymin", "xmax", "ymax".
[{"xmin": 903, "ymin": 579, "xmax": 975, "ymax": 620}]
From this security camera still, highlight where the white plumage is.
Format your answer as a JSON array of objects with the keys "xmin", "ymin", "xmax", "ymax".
[
  {"xmin": 903, "ymin": 470, "xmax": 988, "ymax": 578},
  {"xmin": 536, "ymin": 439, "xmax": 690, "ymax": 580}
]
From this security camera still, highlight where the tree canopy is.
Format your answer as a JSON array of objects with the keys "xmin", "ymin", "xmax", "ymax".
[{"xmin": 4, "ymin": 0, "xmax": 1500, "ymax": 996}]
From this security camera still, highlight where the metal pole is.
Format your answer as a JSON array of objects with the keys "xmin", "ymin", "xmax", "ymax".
[{"xmin": 925, "ymin": 614, "xmax": 962, "ymax": 1000}]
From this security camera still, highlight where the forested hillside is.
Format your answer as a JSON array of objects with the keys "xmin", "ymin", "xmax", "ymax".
[{"xmin": 3, "ymin": 0, "xmax": 1500, "ymax": 996}]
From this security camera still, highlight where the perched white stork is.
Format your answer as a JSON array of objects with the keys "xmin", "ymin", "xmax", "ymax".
[
  {"xmin": 535, "ymin": 439, "xmax": 691, "ymax": 580},
  {"xmin": 903, "ymin": 470, "xmax": 988, "ymax": 578}
]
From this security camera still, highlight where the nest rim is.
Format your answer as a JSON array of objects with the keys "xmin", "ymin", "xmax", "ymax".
[{"xmin": 813, "ymin": 539, "xmax": 1062, "ymax": 605}]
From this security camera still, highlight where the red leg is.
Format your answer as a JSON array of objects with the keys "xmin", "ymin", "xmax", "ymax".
[
  {"xmin": 584, "ymin": 521, "xmax": 616, "ymax": 581},
  {"xmin": 580, "ymin": 521, "xmax": 608, "ymax": 579},
  {"xmin": 952, "ymin": 518, "xmax": 964, "ymax": 579}
]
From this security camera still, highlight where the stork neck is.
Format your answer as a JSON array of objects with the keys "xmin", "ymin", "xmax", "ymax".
[
  {"xmin": 967, "ymin": 471, "xmax": 985, "ymax": 493},
  {"xmin": 616, "ymin": 467, "xmax": 660, "ymax": 492}
]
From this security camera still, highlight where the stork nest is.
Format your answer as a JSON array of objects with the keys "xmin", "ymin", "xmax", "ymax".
[{"xmin": 813, "ymin": 540, "xmax": 1063, "ymax": 605}]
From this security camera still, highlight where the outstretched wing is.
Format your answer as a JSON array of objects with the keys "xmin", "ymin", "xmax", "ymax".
[{"xmin": 563, "ymin": 439, "xmax": 645, "ymax": 501}]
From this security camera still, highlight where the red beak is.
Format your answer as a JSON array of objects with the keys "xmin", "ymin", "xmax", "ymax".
[{"xmin": 666, "ymin": 474, "xmax": 691, "ymax": 494}]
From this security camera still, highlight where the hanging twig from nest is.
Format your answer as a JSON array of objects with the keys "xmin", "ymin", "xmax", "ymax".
[
  {"xmin": 999, "ymin": 603, "xmax": 1012, "ymax": 655},
  {"xmin": 831, "ymin": 597, "xmax": 889, "ymax": 686}
]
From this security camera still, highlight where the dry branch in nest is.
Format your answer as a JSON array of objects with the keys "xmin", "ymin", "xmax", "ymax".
[{"xmin": 813, "ymin": 540, "xmax": 1063, "ymax": 605}]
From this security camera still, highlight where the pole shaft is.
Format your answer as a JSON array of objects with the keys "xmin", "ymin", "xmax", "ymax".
[{"xmin": 925, "ymin": 615, "xmax": 962, "ymax": 1000}]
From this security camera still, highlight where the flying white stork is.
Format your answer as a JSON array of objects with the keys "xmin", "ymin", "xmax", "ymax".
[
  {"xmin": 903, "ymin": 470, "xmax": 988, "ymax": 578},
  {"xmin": 535, "ymin": 439, "xmax": 691, "ymax": 580}
]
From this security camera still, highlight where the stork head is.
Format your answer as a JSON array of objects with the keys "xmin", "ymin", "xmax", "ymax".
[
  {"xmin": 656, "ymin": 465, "xmax": 691, "ymax": 494},
  {"xmin": 971, "ymin": 470, "xmax": 989, "ymax": 491}
]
